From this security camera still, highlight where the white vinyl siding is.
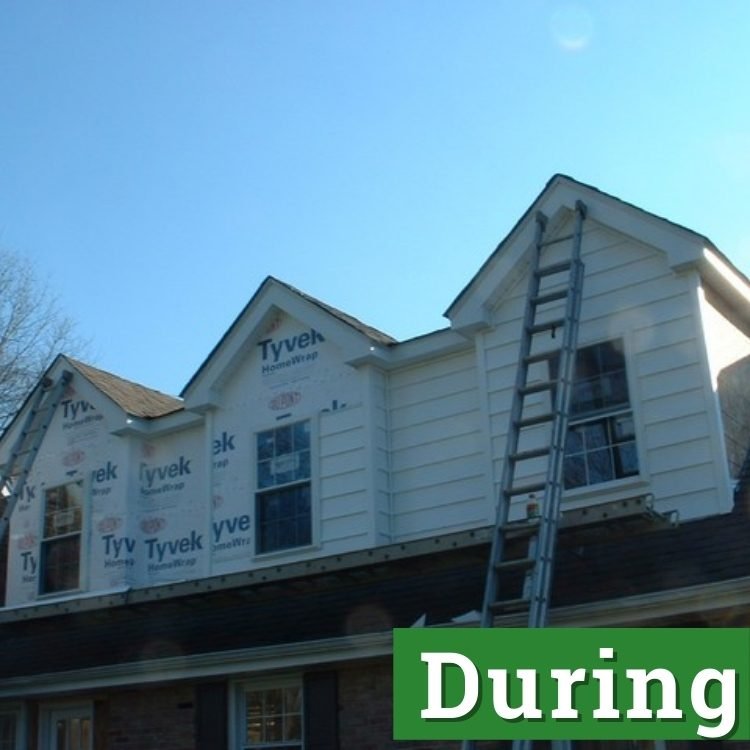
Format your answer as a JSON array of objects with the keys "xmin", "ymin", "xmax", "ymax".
[
  {"xmin": 317, "ymin": 405, "xmax": 370, "ymax": 550},
  {"xmin": 388, "ymin": 351, "xmax": 487, "ymax": 540},
  {"xmin": 483, "ymin": 220, "xmax": 728, "ymax": 519}
]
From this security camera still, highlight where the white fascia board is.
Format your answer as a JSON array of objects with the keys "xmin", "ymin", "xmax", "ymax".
[
  {"xmin": 110, "ymin": 408, "xmax": 204, "ymax": 437},
  {"xmin": 447, "ymin": 177, "xmax": 710, "ymax": 331},
  {"xmin": 347, "ymin": 328, "xmax": 472, "ymax": 370},
  {"xmin": 696, "ymin": 248, "xmax": 750, "ymax": 325}
]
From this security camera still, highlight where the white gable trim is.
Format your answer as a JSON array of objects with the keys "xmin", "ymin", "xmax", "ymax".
[
  {"xmin": 182, "ymin": 279, "xmax": 390, "ymax": 410},
  {"xmin": 446, "ymin": 175, "xmax": 712, "ymax": 332}
]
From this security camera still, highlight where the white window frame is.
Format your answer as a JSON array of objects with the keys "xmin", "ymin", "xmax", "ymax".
[
  {"xmin": 233, "ymin": 676, "xmax": 304, "ymax": 750},
  {"xmin": 254, "ymin": 419, "xmax": 315, "ymax": 557},
  {"xmin": 38, "ymin": 702, "xmax": 93, "ymax": 750},
  {"xmin": 557, "ymin": 337, "xmax": 644, "ymax": 495},
  {"xmin": 38, "ymin": 480, "xmax": 85, "ymax": 596}
]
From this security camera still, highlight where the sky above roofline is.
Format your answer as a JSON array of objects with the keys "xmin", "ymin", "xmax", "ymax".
[{"xmin": 1, "ymin": 3, "xmax": 749, "ymax": 395}]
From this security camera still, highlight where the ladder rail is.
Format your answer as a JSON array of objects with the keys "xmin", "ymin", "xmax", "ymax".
[
  {"xmin": 462, "ymin": 203, "xmax": 587, "ymax": 750},
  {"xmin": 0, "ymin": 370, "xmax": 73, "ymax": 543},
  {"xmin": 478, "ymin": 211, "xmax": 548, "ymax": 629},
  {"xmin": 527, "ymin": 203, "xmax": 586, "ymax": 627}
]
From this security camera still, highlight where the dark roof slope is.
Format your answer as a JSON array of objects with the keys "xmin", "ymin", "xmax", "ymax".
[
  {"xmin": 68, "ymin": 358, "xmax": 183, "ymax": 419},
  {"xmin": 272, "ymin": 277, "xmax": 396, "ymax": 346}
]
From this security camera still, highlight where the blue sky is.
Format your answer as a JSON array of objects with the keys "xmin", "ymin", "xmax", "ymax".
[{"xmin": 1, "ymin": 2, "xmax": 749, "ymax": 396}]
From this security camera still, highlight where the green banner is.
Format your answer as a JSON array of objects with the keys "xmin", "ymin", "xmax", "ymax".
[{"xmin": 393, "ymin": 628, "xmax": 750, "ymax": 741}]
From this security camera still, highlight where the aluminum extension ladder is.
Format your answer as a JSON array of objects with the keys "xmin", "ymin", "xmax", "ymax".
[
  {"xmin": 463, "ymin": 201, "xmax": 587, "ymax": 750},
  {"xmin": 0, "ymin": 370, "xmax": 73, "ymax": 543}
]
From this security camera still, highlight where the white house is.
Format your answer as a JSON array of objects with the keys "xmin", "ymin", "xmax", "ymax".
[{"xmin": 0, "ymin": 174, "xmax": 748, "ymax": 750}]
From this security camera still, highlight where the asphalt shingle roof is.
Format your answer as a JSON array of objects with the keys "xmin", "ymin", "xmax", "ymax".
[{"xmin": 67, "ymin": 358, "xmax": 183, "ymax": 419}]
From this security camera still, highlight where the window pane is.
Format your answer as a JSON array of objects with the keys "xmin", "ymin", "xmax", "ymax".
[
  {"xmin": 296, "ymin": 450, "xmax": 310, "ymax": 481},
  {"xmin": 284, "ymin": 714, "xmax": 301, "ymax": 741},
  {"xmin": 565, "ymin": 425, "xmax": 584, "ymax": 455},
  {"xmin": 265, "ymin": 689, "xmax": 282, "ymax": 715},
  {"xmin": 615, "ymin": 441, "xmax": 639, "ymax": 477},
  {"xmin": 264, "ymin": 715, "xmax": 282, "ymax": 742},
  {"xmin": 275, "ymin": 426, "xmax": 292, "ymax": 455},
  {"xmin": 41, "ymin": 535, "xmax": 81, "ymax": 593},
  {"xmin": 80, "ymin": 718, "xmax": 91, "ymax": 750},
  {"xmin": 614, "ymin": 415, "xmax": 635, "ymax": 441},
  {"xmin": 257, "ymin": 485, "xmax": 312, "ymax": 554},
  {"xmin": 599, "ymin": 340, "xmax": 625, "ymax": 372},
  {"xmin": 601, "ymin": 370, "xmax": 629, "ymax": 409},
  {"xmin": 272, "ymin": 454, "xmax": 296, "ymax": 485},
  {"xmin": 257, "ymin": 431, "xmax": 274, "ymax": 461},
  {"xmin": 293, "ymin": 420, "xmax": 310, "ymax": 451},
  {"xmin": 44, "ymin": 482, "xmax": 83, "ymax": 538},
  {"xmin": 56, "ymin": 720, "xmax": 67, "ymax": 750},
  {"xmin": 284, "ymin": 686, "xmax": 302, "ymax": 713},
  {"xmin": 575, "ymin": 346, "xmax": 600, "ymax": 379},
  {"xmin": 0, "ymin": 715, "xmax": 16, "ymax": 750},
  {"xmin": 583, "ymin": 422, "xmax": 607, "ymax": 449},
  {"xmin": 564, "ymin": 455, "xmax": 587, "ymax": 488},
  {"xmin": 258, "ymin": 460, "xmax": 273, "ymax": 489},
  {"xmin": 587, "ymin": 448, "xmax": 614, "ymax": 484}
]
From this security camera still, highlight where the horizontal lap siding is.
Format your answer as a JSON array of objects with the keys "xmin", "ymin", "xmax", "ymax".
[
  {"xmin": 389, "ymin": 351, "xmax": 486, "ymax": 540},
  {"xmin": 482, "ymin": 223, "xmax": 724, "ymax": 520},
  {"xmin": 318, "ymin": 406, "xmax": 369, "ymax": 549}
]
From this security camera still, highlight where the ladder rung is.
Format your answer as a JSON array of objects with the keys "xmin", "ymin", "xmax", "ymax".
[
  {"xmin": 536, "ymin": 260, "xmax": 572, "ymax": 278},
  {"xmin": 517, "ymin": 412, "xmax": 556, "ymax": 428},
  {"xmin": 499, "ymin": 520, "xmax": 541, "ymax": 539},
  {"xmin": 524, "ymin": 350, "xmax": 560, "ymax": 366},
  {"xmin": 528, "ymin": 318, "xmax": 566, "ymax": 335},
  {"xmin": 494, "ymin": 557, "xmax": 536, "ymax": 573},
  {"xmin": 490, "ymin": 597, "xmax": 530, "ymax": 614},
  {"xmin": 519, "ymin": 380, "xmax": 557, "ymax": 396},
  {"xmin": 510, "ymin": 446, "xmax": 551, "ymax": 462},
  {"xmin": 505, "ymin": 481, "xmax": 546, "ymax": 497},
  {"xmin": 539, "ymin": 232, "xmax": 575, "ymax": 248},
  {"xmin": 532, "ymin": 289, "xmax": 568, "ymax": 306}
]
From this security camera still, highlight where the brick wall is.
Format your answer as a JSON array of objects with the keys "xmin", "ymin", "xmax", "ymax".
[
  {"xmin": 104, "ymin": 684, "xmax": 195, "ymax": 750},
  {"xmin": 337, "ymin": 660, "xmax": 498, "ymax": 750}
]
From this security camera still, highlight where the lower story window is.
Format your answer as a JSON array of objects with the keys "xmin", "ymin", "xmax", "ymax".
[
  {"xmin": 239, "ymin": 681, "xmax": 303, "ymax": 749},
  {"xmin": 40, "ymin": 705, "xmax": 92, "ymax": 750}
]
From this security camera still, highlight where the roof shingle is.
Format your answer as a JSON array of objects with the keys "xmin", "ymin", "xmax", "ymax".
[{"xmin": 67, "ymin": 358, "xmax": 183, "ymax": 419}]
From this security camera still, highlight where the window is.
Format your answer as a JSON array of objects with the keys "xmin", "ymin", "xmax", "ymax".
[
  {"xmin": 40, "ymin": 705, "xmax": 92, "ymax": 750},
  {"xmin": 256, "ymin": 421, "xmax": 312, "ymax": 554},
  {"xmin": 39, "ymin": 482, "xmax": 84, "ymax": 594},
  {"xmin": 552, "ymin": 340, "xmax": 639, "ymax": 490},
  {"xmin": 0, "ymin": 712, "xmax": 18, "ymax": 750},
  {"xmin": 238, "ymin": 682, "xmax": 303, "ymax": 750}
]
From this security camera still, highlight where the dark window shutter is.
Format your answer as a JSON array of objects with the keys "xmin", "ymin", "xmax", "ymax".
[
  {"xmin": 304, "ymin": 670, "xmax": 339, "ymax": 750},
  {"xmin": 195, "ymin": 681, "xmax": 228, "ymax": 750}
]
